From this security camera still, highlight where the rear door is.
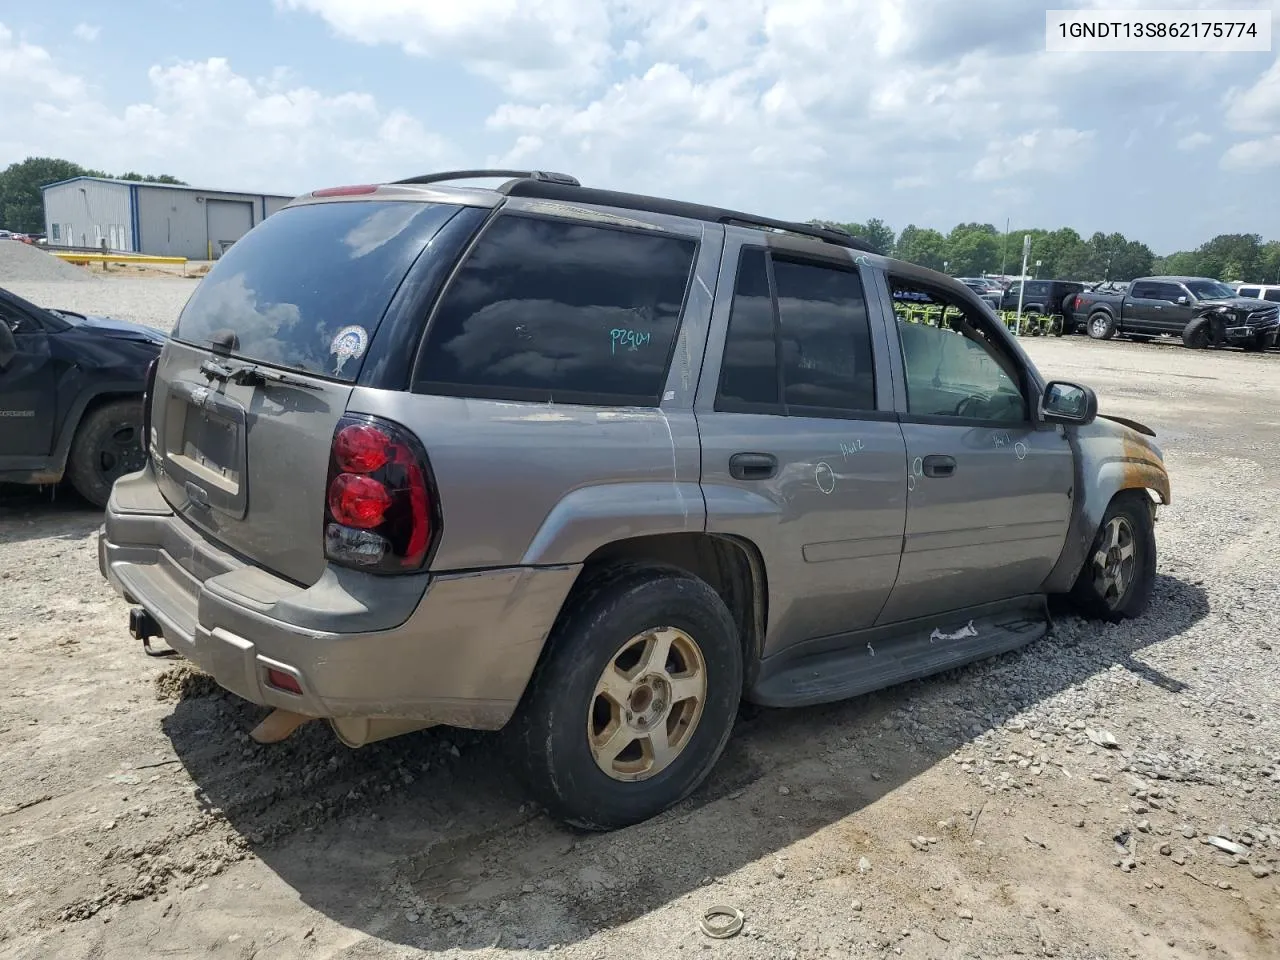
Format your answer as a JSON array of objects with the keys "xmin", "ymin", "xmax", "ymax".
[
  {"xmin": 154, "ymin": 197, "xmax": 470, "ymax": 586},
  {"xmin": 1122, "ymin": 281, "xmax": 1161, "ymax": 331},
  {"xmin": 875, "ymin": 273, "xmax": 1073, "ymax": 624},
  {"xmin": 696, "ymin": 231, "xmax": 908, "ymax": 656},
  {"xmin": 1148, "ymin": 281, "xmax": 1194, "ymax": 333}
]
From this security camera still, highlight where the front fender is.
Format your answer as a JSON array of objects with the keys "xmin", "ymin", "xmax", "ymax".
[{"xmin": 1041, "ymin": 416, "xmax": 1170, "ymax": 594}]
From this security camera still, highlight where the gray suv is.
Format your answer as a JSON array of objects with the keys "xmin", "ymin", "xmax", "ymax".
[{"xmin": 99, "ymin": 170, "xmax": 1172, "ymax": 830}]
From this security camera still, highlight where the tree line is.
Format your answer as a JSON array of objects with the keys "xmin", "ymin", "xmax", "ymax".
[
  {"xmin": 0, "ymin": 157, "xmax": 186, "ymax": 235},
  {"xmin": 811, "ymin": 218, "xmax": 1280, "ymax": 284}
]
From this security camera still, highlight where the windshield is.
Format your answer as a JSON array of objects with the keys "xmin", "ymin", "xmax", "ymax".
[
  {"xmin": 172, "ymin": 200, "xmax": 460, "ymax": 382},
  {"xmin": 1184, "ymin": 280, "xmax": 1237, "ymax": 300}
]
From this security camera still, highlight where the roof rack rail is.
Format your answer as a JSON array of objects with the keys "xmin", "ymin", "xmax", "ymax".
[
  {"xmin": 392, "ymin": 169, "xmax": 580, "ymax": 187},
  {"xmin": 718, "ymin": 216, "xmax": 876, "ymax": 254}
]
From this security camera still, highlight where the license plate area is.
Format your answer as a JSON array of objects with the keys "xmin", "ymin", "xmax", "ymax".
[{"xmin": 162, "ymin": 379, "xmax": 249, "ymax": 519}]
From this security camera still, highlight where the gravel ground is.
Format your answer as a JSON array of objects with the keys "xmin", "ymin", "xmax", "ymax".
[
  {"xmin": 0, "ymin": 282, "xmax": 1277, "ymax": 959},
  {"xmin": 5, "ymin": 278, "xmax": 198, "ymax": 330},
  {"xmin": 0, "ymin": 243, "xmax": 100, "ymax": 284}
]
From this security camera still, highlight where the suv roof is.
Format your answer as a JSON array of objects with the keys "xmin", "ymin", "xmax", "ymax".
[{"xmin": 290, "ymin": 168, "xmax": 880, "ymax": 256}]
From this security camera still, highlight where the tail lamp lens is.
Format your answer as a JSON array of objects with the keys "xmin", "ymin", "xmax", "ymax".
[
  {"xmin": 327, "ymin": 473, "xmax": 392, "ymax": 528},
  {"xmin": 323, "ymin": 415, "xmax": 437, "ymax": 573}
]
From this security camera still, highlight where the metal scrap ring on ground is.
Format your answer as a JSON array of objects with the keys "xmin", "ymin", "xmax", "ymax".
[{"xmin": 699, "ymin": 905, "xmax": 745, "ymax": 939}]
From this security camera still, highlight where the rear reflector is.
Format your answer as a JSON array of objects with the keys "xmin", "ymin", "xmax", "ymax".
[
  {"xmin": 266, "ymin": 668, "xmax": 302, "ymax": 695},
  {"xmin": 311, "ymin": 184, "xmax": 378, "ymax": 197}
]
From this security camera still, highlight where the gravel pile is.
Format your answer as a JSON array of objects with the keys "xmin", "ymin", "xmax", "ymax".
[
  {"xmin": 4, "ymin": 278, "xmax": 198, "ymax": 331},
  {"xmin": 0, "ymin": 240, "xmax": 99, "ymax": 283}
]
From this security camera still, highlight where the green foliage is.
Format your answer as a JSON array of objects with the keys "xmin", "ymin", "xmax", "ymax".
[
  {"xmin": 811, "ymin": 214, "xmax": 1274, "ymax": 284},
  {"xmin": 0, "ymin": 157, "xmax": 187, "ymax": 233}
]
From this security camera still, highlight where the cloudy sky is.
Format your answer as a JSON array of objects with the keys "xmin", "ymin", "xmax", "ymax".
[{"xmin": 2, "ymin": 0, "xmax": 1277, "ymax": 253}]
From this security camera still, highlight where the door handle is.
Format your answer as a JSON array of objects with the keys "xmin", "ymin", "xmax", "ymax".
[
  {"xmin": 921, "ymin": 454, "xmax": 956, "ymax": 478},
  {"xmin": 729, "ymin": 452, "xmax": 778, "ymax": 481}
]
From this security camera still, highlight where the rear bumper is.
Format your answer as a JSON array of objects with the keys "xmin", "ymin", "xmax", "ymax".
[{"xmin": 99, "ymin": 469, "xmax": 580, "ymax": 730}]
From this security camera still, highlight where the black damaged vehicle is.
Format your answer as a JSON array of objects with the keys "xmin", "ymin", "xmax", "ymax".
[
  {"xmin": 0, "ymin": 285, "xmax": 165, "ymax": 507},
  {"xmin": 1072, "ymin": 276, "xmax": 1280, "ymax": 350}
]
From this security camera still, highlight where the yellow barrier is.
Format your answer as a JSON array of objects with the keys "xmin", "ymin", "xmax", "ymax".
[{"xmin": 51, "ymin": 252, "xmax": 188, "ymax": 265}]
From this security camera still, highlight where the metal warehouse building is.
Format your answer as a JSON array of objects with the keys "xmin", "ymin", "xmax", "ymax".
[{"xmin": 40, "ymin": 177, "xmax": 294, "ymax": 260}]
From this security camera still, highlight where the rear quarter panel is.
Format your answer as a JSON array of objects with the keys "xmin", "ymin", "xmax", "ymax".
[{"xmin": 349, "ymin": 209, "xmax": 726, "ymax": 572}]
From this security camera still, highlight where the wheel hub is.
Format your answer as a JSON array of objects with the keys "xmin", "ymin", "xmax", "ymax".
[{"xmin": 587, "ymin": 627, "xmax": 708, "ymax": 782}]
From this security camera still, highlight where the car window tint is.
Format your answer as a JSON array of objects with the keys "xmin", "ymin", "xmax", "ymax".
[
  {"xmin": 416, "ymin": 215, "xmax": 696, "ymax": 406},
  {"xmin": 1265, "ymin": 290, "xmax": 1280, "ymax": 303},
  {"xmin": 1238, "ymin": 287, "xmax": 1260, "ymax": 298},
  {"xmin": 1150, "ymin": 283, "xmax": 1182, "ymax": 301},
  {"xmin": 716, "ymin": 248, "xmax": 780, "ymax": 411},
  {"xmin": 772, "ymin": 259, "xmax": 876, "ymax": 413},
  {"xmin": 173, "ymin": 201, "xmax": 458, "ymax": 382}
]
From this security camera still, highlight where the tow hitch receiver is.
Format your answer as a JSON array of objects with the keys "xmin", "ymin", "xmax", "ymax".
[{"xmin": 129, "ymin": 607, "xmax": 178, "ymax": 658}]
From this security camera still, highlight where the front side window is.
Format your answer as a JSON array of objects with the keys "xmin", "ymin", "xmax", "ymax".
[
  {"xmin": 893, "ymin": 280, "xmax": 1027, "ymax": 423},
  {"xmin": 716, "ymin": 248, "xmax": 877, "ymax": 416},
  {"xmin": 415, "ymin": 215, "xmax": 697, "ymax": 406},
  {"xmin": 1264, "ymin": 290, "xmax": 1280, "ymax": 303}
]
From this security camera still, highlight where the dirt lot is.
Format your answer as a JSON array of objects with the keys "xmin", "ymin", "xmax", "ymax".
[{"xmin": 1, "ymin": 279, "xmax": 1278, "ymax": 960}]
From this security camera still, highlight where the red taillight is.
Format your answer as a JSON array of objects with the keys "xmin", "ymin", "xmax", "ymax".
[
  {"xmin": 323, "ymin": 414, "xmax": 438, "ymax": 573},
  {"xmin": 333, "ymin": 423, "xmax": 391, "ymax": 473},
  {"xmin": 328, "ymin": 473, "xmax": 392, "ymax": 528},
  {"xmin": 266, "ymin": 668, "xmax": 302, "ymax": 695},
  {"xmin": 1073, "ymin": 295, "xmax": 1082, "ymax": 310},
  {"xmin": 311, "ymin": 184, "xmax": 378, "ymax": 197},
  {"xmin": 141, "ymin": 358, "xmax": 158, "ymax": 456}
]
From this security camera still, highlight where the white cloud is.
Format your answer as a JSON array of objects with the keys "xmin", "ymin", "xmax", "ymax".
[
  {"xmin": 1224, "ymin": 56, "xmax": 1280, "ymax": 134},
  {"xmin": 971, "ymin": 129, "xmax": 1096, "ymax": 182},
  {"xmin": 72, "ymin": 23, "xmax": 100, "ymax": 42},
  {"xmin": 275, "ymin": 0, "xmax": 613, "ymax": 98},
  {"xmin": 1177, "ymin": 131, "xmax": 1212, "ymax": 151},
  {"xmin": 0, "ymin": 29, "xmax": 456, "ymax": 192},
  {"xmin": 1220, "ymin": 135, "xmax": 1280, "ymax": 171}
]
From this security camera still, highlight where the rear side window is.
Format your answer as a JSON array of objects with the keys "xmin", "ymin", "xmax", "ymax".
[
  {"xmin": 716, "ymin": 247, "xmax": 877, "ymax": 417},
  {"xmin": 1129, "ymin": 282, "xmax": 1156, "ymax": 299},
  {"xmin": 173, "ymin": 201, "xmax": 460, "ymax": 382},
  {"xmin": 1265, "ymin": 290, "xmax": 1280, "ymax": 303},
  {"xmin": 414, "ymin": 214, "xmax": 697, "ymax": 406},
  {"xmin": 1238, "ymin": 286, "xmax": 1260, "ymax": 298}
]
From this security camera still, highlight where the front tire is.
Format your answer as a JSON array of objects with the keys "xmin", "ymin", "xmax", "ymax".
[
  {"xmin": 1069, "ymin": 493, "xmax": 1156, "ymax": 623},
  {"xmin": 1181, "ymin": 316, "xmax": 1212, "ymax": 349},
  {"xmin": 509, "ymin": 565, "xmax": 743, "ymax": 831},
  {"xmin": 65, "ymin": 399, "xmax": 146, "ymax": 508},
  {"xmin": 1087, "ymin": 312, "xmax": 1116, "ymax": 340}
]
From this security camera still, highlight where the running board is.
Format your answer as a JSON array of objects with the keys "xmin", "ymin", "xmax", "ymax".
[{"xmin": 750, "ymin": 595, "xmax": 1049, "ymax": 709}]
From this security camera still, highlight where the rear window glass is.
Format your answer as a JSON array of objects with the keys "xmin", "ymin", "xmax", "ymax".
[
  {"xmin": 414, "ymin": 214, "xmax": 697, "ymax": 406},
  {"xmin": 172, "ymin": 201, "xmax": 459, "ymax": 382}
]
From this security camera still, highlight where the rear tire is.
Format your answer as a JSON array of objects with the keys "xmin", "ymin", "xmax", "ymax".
[
  {"xmin": 65, "ymin": 399, "xmax": 146, "ymax": 508},
  {"xmin": 1181, "ymin": 317, "xmax": 1211, "ymax": 349},
  {"xmin": 1087, "ymin": 312, "xmax": 1116, "ymax": 340},
  {"xmin": 1069, "ymin": 492, "xmax": 1156, "ymax": 623},
  {"xmin": 509, "ymin": 565, "xmax": 743, "ymax": 831}
]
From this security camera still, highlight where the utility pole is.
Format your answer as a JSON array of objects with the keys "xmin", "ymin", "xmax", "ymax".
[
  {"xmin": 1000, "ymin": 217, "xmax": 1010, "ymax": 276},
  {"xmin": 1015, "ymin": 235, "xmax": 1031, "ymax": 335}
]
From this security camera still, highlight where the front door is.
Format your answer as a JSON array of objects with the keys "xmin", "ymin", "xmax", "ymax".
[
  {"xmin": 696, "ymin": 237, "xmax": 908, "ymax": 656},
  {"xmin": 0, "ymin": 303, "xmax": 56, "ymax": 458},
  {"xmin": 876, "ymin": 276, "xmax": 1074, "ymax": 624}
]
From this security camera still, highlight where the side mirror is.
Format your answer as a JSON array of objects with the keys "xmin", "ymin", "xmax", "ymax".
[
  {"xmin": 0, "ymin": 322, "xmax": 16, "ymax": 371},
  {"xmin": 1175, "ymin": 295, "xmax": 1189, "ymax": 305},
  {"xmin": 1041, "ymin": 380, "xmax": 1097, "ymax": 426}
]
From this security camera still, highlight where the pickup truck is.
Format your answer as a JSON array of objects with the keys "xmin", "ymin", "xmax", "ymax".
[{"xmin": 1072, "ymin": 275, "xmax": 1280, "ymax": 350}]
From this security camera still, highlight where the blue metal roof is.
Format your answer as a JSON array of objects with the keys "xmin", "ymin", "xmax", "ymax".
[{"xmin": 40, "ymin": 175, "xmax": 292, "ymax": 199}]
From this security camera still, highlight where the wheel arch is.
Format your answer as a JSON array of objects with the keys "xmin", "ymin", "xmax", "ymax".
[
  {"xmin": 558, "ymin": 532, "xmax": 768, "ymax": 689},
  {"xmin": 48, "ymin": 382, "xmax": 146, "ymax": 480}
]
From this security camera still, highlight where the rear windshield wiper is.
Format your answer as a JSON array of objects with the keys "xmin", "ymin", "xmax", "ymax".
[{"xmin": 199, "ymin": 359, "xmax": 320, "ymax": 390}]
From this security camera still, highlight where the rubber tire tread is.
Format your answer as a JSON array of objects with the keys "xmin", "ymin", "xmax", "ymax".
[
  {"xmin": 1181, "ymin": 316, "xmax": 1211, "ymax": 349},
  {"xmin": 1069, "ymin": 492, "xmax": 1157, "ymax": 623},
  {"xmin": 508, "ymin": 563, "xmax": 743, "ymax": 831},
  {"xmin": 1087, "ymin": 312, "xmax": 1116, "ymax": 340},
  {"xmin": 65, "ymin": 398, "xmax": 143, "ymax": 509}
]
